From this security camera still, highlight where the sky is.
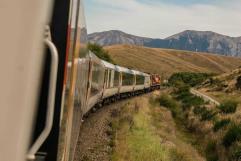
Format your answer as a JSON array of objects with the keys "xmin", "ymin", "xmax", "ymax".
[{"xmin": 84, "ymin": 0, "xmax": 241, "ymax": 38}]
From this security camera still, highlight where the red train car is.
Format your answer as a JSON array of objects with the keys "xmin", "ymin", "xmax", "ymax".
[{"xmin": 150, "ymin": 74, "xmax": 161, "ymax": 90}]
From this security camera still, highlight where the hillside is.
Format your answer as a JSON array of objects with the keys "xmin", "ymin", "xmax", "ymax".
[
  {"xmin": 105, "ymin": 45, "xmax": 241, "ymax": 78},
  {"xmin": 89, "ymin": 30, "xmax": 241, "ymax": 57}
]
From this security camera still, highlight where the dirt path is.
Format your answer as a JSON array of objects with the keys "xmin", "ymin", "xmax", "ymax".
[{"xmin": 73, "ymin": 100, "xmax": 128, "ymax": 161}]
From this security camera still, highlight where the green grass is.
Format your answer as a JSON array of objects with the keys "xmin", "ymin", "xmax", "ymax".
[{"xmin": 111, "ymin": 102, "xmax": 169, "ymax": 161}]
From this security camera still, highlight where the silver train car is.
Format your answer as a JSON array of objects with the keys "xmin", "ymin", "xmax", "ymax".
[{"xmin": 67, "ymin": 56, "xmax": 152, "ymax": 117}]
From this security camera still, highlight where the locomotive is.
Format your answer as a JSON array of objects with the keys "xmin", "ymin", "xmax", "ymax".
[{"xmin": 0, "ymin": 0, "xmax": 160, "ymax": 161}]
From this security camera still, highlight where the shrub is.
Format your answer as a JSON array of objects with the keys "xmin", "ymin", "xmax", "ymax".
[
  {"xmin": 159, "ymin": 95, "xmax": 178, "ymax": 109},
  {"xmin": 87, "ymin": 43, "xmax": 114, "ymax": 63},
  {"xmin": 236, "ymin": 76, "xmax": 241, "ymax": 90},
  {"xmin": 218, "ymin": 100, "xmax": 238, "ymax": 114},
  {"xmin": 193, "ymin": 106, "xmax": 206, "ymax": 115},
  {"xmin": 201, "ymin": 109, "xmax": 217, "ymax": 121},
  {"xmin": 223, "ymin": 124, "xmax": 241, "ymax": 147},
  {"xmin": 174, "ymin": 85, "xmax": 205, "ymax": 109},
  {"xmin": 169, "ymin": 72, "xmax": 213, "ymax": 87},
  {"xmin": 213, "ymin": 119, "xmax": 231, "ymax": 132},
  {"xmin": 205, "ymin": 141, "xmax": 219, "ymax": 161},
  {"xmin": 159, "ymin": 95, "xmax": 181, "ymax": 118}
]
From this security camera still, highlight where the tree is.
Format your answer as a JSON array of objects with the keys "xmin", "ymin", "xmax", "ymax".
[{"xmin": 87, "ymin": 43, "xmax": 114, "ymax": 63}]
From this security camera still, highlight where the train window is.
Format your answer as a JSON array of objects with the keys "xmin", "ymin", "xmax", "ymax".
[
  {"xmin": 136, "ymin": 75, "xmax": 145, "ymax": 85},
  {"xmin": 90, "ymin": 62, "xmax": 104, "ymax": 96},
  {"xmin": 104, "ymin": 69, "xmax": 109, "ymax": 88},
  {"xmin": 109, "ymin": 70, "xmax": 114, "ymax": 88},
  {"xmin": 122, "ymin": 72, "xmax": 134, "ymax": 86},
  {"xmin": 114, "ymin": 71, "xmax": 120, "ymax": 87}
]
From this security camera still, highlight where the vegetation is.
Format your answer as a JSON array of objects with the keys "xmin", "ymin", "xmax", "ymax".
[
  {"xmin": 87, "ymin": 43, "xmax": 114, "ymax": 63},
  {"xmin": 236, "ymin": 76, "xmax": 241, "ymax": 90},
  {"xmin": 213, "ymin": 119, "xmax": 231, "ymax": 132},
  {"xmin": 222, "ymin": 124, "xmax": 241, "ymax": 147},
  {"xmin": 230, "ymin": 144, "xmax": 241, "ymax": 161},
  {"xmin": 174, "ymin": 85, "xmax": 205, "ymax": 109},
  {"xmin": 169, "ymin": 72, "xmax": 212, "ymax": 87},
  {"xmin": 200, "ymin": 109, "xmax": 217, "ymax": 121},
  {"xmin": 205, "ymin": 141, "xmax": 219, "ymax": 161},
  {"xmin": 218, "ymin": 100, "xmax": 238, "ymax": 114},
  {"xmin": 159, "ymin": 94, "xmax": 182, "ymax": 120}
]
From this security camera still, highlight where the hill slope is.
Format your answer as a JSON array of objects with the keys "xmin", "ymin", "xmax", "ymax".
[
  {"xmin": 89, "ymin": 30, "xmax": 241, "ymax": 57},
  {"xmin": 105, "ymin": 45, "xmax": 241, "ymax": 78}
]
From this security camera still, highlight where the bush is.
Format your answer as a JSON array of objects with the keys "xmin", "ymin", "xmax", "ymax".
[
  {"xmin": 213, "ymin": 119, "xmax": 231, "ymax": 132},
  {"xmin": 193, "ymin": 106, "xmax": 207, "ymax": 115},
  {"xmin": 201, "ymin": 109, "xmax": 217, "ymax": 121},
  {"xmin": 175, "ymin": 85, "xmax": 205, "ymax": 109},
  {"xmin": 236, "ymin": 76, "xmax": 241, "ymax": 90},
  {"xmin": 169, "ymin": 72, "xmax": 213, "ymax": 87},
  {"xmin": 205, "ymin": 141, "xmax": 219, "ymax": 161},
  {"xmin": 87, "ymin": 43, "xmax": 114, "ymax": 63},
  {"xmin": 159, "ymin": 95, "xmax": 180, "ymax": 118},
  {"xmin": 223, "ymin": 124, "xmax": 241, "ymax": 147},
  {"xmin": 159, "ymin": 95, "xmax": 177, "ymax": 109},
  {"xmin": 218, "ymin": 100, "xmax": 238, "ymax": 114}
]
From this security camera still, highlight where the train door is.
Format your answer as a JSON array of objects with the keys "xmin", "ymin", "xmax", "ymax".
[{"xmin": 57, "ymin": 0, "xmax": 89, "ymax": 161}]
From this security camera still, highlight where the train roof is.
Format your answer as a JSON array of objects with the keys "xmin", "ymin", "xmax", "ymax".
[
  {"xmin": 101, "ymin": 60, "xmax": 116, "ymax": 70},
  {"xmin": 132, "ymin": 70, "xmax": 150, "ymax": 77},
  {"xmin": 116, "ymin": 65, "xmax": 134, "ymax": 74}
]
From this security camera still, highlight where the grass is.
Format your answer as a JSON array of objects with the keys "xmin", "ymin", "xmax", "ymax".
[
  {"xmin": 106, "ymin": 45, "xmax": 241, "ymax": 79},
  {"xmin": 111, "ymin": 99, "xmax": 169, "ymax": 161},
  {"xmin": 111, "ymin": 94, "xmax": 204, "ymax": 161}
]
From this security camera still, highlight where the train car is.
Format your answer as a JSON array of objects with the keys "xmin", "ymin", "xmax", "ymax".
[
  {"xmin": 101, "ymin": 60, "xmax": 120, "ymax": 104},
  {"xmin": 85, "ymin": 53, "xmax": 105, "ymax": 113},
  {"xmin": 117, "ymin": 66, "xmax": 135, "ymax": 97},
  {"xmin": 144, "ymin": 73, "xmax": 151, "ymax": 92},
  {"xmin": 150, "ymin": 74, "xmax": 161, "ymax": 90}
]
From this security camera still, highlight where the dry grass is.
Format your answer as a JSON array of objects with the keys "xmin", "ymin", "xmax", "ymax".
[{"xmin": 105, "ymin": 45, "xmax": 241, "ymax": 79}]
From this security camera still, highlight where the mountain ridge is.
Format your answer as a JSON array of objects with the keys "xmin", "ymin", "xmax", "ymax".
[{"xmin": 88, "ymin": 30, "xmax": 241, "ymax": 57}]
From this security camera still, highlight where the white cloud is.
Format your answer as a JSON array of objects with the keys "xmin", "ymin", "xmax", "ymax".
[{"xmin": 85, "ymin": 0, "xmax": 241, "ymax": 38}]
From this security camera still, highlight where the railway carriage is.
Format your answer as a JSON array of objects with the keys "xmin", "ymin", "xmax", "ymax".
[
  {"xmin": 101, "ymin": 60, "xmax": 120, "ymax": 103},
  {"xmin": 85, "ymin": 53, "xmax": 105, "ymax": 113},
  {"xmin": 117, "ymin": 66, "xmax": 136, "ymax": 97}
]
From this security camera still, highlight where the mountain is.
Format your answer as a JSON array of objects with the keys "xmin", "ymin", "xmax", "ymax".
[
  {"xmin": 88, "ymin": 30, "xmax": 241, "ymax": 57},
  {"xmin": 88, "ymin": 30, "xmax": 152, "ymax": 46},
  {"xmin": 105, "ymin": 45, "xmax": 241, "ymax": 78}
]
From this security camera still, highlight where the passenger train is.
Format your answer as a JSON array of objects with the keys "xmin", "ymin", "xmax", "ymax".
[{"xmin": 0, "ymin": 0, "xmax": 160, "ymax": 161}]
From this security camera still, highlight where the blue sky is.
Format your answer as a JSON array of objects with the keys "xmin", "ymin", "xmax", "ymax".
[{"xmin": 84, "ymin": 0, "xmax": 241, "ymax": 38}]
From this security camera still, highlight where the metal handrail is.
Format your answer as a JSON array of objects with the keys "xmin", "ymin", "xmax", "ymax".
[{"xmin": 27, "ymin": 38, "xmax": 59, "ymax": 160}]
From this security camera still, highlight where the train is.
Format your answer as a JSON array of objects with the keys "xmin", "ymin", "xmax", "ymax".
[
  {"xmin": 0, "ymin": 0, "xmax": 160, "ymax": 161},
  {"xmin": 67, "ymin": 53, "xmax": 160, "ymax": 116}
]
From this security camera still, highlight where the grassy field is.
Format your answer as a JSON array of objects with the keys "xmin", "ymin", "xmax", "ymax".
[
  {"xmin": 105, "ymin": 45, "xmax": 241, "ymax": 79},
  {"xmin": 110, "ymin": 92, "xmax": 204, "ymax": 161}
]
